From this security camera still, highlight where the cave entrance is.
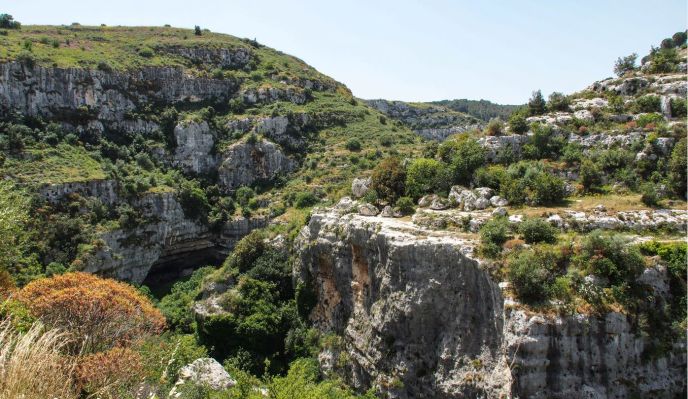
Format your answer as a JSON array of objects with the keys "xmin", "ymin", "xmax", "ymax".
[{"xmin": 142, "ymin": 248, "xmax": 223, "ymax": 299}]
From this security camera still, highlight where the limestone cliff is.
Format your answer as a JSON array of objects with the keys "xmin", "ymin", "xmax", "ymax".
[{"xmin": 295, "ymin": 202, "xmax": 686, "ymax": 398}]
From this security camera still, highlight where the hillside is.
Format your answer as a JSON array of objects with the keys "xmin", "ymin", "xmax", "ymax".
[{"xmin": 0, "ymin": 18, "xmax": 686, "ymax": 399}]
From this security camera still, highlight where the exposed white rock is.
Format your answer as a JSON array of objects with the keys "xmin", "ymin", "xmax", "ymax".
[
  {"xmin": 358, "ymin": 203, "xmax": 379, "ymax": 216},
  {"xmin": 492, "ymin": 207, "xmax": 508, "ymax": 217},
  {"xmin": 380, "ymin": 205, "xmax": 394, "ymax": 217},
  {"xmin": 169, "ymin": 358, "xmax": 236, "ymax": 397},
  {"xmin": 490, "ymin": 195, "xmax": 509, "ymax": 207},
  {"xmin": 573, "ymin": 109, "xmax": 594, "ymax": 122},
  {"xmin": 218, "ymin": 138, "xmax": 296, "ymax": 191},
  {"xmin": 474, "ymin": 187, "xmax": 494, "ymax": 199},
  {"xmin": 351, "ymin": 177, "xmax": 372, "ymax": 198},
  {"xmin": 173, "ymin": 121, "xmax": 217, "ymax": 174}
]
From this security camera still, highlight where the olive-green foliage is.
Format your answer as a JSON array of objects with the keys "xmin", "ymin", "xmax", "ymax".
[
  {"xmin": 668, "ymin": 138, "xmax": 687, "ymax": 199},
  {"xmin": 500, "ymin": 161, "xmax": 566, "ymax": 206},
  {"xmin": 547, "ymin": 92, "xmax": 570, "ymax": 112},
  {"xmin": 223, "ymin": 231, "xmax": 265, "ymax": 274},
  {"xmin": 294, "ymin": 191, "xmax": 319, "ymax": 208},
  {"xmin": 158, "ymin": 266, "xmax": 215, "ymax": 332},
  {"xmin": 527, "ymin": 90, "xmax": 546, "ymax": 116},
  {"xmin": 579, "ymin": 159, "xmax": 602, "ymax": 192},
  {"xmin": 472, "ymin": 165, "xmax": 507, "ymax": 190},
  {"xmin": 561, "ymin": 142, "xmax": 583, "ymax": 165},
  {"xmin": 484, "ymin": 118, "xmax": 504, "ymax": 136},
  {"xmin": 136, "ymin": 333, "xmax": 208, "ymax": 392},
  {"xmin": 635, "ymin": 113, "xmax": 664, "ymax": 128},
  {"xmin": 673, "ymin": 31, "xmax": 687, "ymax": 46},
  {"xmin": 508, "ymin": 246, "xmax": 563, "ymax": 304},
  {"xmin": 507, "ymin": 107, "xmax": 529, "ymax": 134},
  {"xmin": 647, "ymin": 47, "xmax": 679, "ymax": 74},
  {"xmin": 344, "ymin": 138, "xmax": 361, "ymax": 152},
  {"xmin": 0, "ymin": 180, "xmax": 29, "ymax": 274},
  {"xmin": 371, "ymin": 157, "xmax": 406, "ymax": 203},
  {"xmin": 179, "ymin": 180, "xmax": 210, "ymax": 221},
  {"xmin": 0, "ymin": 14, "xmax": 20, "ymax": 29},
  {"xmin": 405, "ymin": 158, "xmax": 448, "ymax": 199},
  {"xmin": 522, "ymin": 123, "xmax": 565, "ymax": 160},
  {"xmin": 479, "ymin": 217, "xmax": 510, "ymax": 258},
  {"xmin": 634, "ymin": 95, "xmax": 661, "ymax": 113},
  {"xmin": 438, "ymin": 138, "xmax": 485, "ymax": 186},
  {"xmin": 578, "ymin": 231, "xmax": 644, "ymax": 286},
  {"xmin": 613, "ymin": 53, "xmax": 637, "ymax": 77},
  {"xmin": 394, "ymin": 196, "xmax": 415, "ymax": 215},
  {"xmin": 670, "ymin": 97, "xmax": 687, "ymax": 117},
  {"xmin": 519, "ymin": 218, "xmax": 557, "ymax": 244}
]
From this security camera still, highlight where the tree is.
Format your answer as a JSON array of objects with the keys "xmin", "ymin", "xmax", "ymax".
[
  {"xmin": 547, "ymin": 92, "xmax": 570, "ymax": 112},
  {"xmin": 580, "ymin": 159, "xmax": 602, "ymax": 192},
  {"xmin": 484, "ymin": 118, "xmax": 504, "ymax": 136},
  {"xmin": 194, "ymin": 25, "xmax": 202, "ymax": 35},
  {"xmin": 527, "ymin": 90, "xmax": 546, "ymax": 116},
  {"xmin": 668, "ymin": 138, "xmax": 687, "ymax": 199},
  {"xmin": 438, "ymin": 137, "xmax": 485, "ymax": 186},
  {"xmin": 0, "ymin": 14, "xmax": 20, "ymax": 29},
  {"xmin": 672, "ymin": 31, "xmax": 687, "ymax": 47},
  {"xmin": 371, "ymin": 157, "xmax": 406, "ymax": 203},
  {"xmin": 17, "ymin": 272, "xmax": 165, "ymax": 354},
  {"xmin": 404, "ymin": 158, "xmax": 446, "ymax": 199},
  {"xmin": 613, "ymin": 53, "xmax": 637, "ymax": 77}
]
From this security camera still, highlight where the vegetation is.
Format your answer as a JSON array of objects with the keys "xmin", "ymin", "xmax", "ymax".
[
  {"xmin": 613, "ymin": 53, "xmax": 637, "ymax": 77},
  {"xmin": 431, "ymin": 99, "xmax": 519, "ymax": 121}
]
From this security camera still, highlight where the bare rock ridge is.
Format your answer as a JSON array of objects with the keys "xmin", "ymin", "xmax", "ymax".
[{"xmin": 295, "ymin": 201, "xmax": 686, "ymax": 398}]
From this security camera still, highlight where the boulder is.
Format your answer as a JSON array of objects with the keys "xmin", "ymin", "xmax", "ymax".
[
  {"xmin": 430, "ymin": 196, "xmax": 449, "ymax": 210},
  {"xmin": 474, "ymin": 197, "xmax": 490, "ymax": 210},
  {"xmin": 474, "ymin": 187, "xmax": 494, "ymax": 199},
  {"xmin": 358, "ymin": 203, "xmax": 379, "ymax": 216},
  {"xmin": 218, "ymin": 138, "xmax": 296, "ymax": 191},
  {"xmin": 380, "ymin": 205, "xmax": 395, "ymax": 217},
  {"xmin": 492, "ymin": 207, "xmax": 508, "ymax": 217},
  {"xmin": 460, "ymin": 191, "xmax": 479, "ymax": 211},
  {"xmin": 334, "ymin": 197, "xmax": 357, "ymax": 213},
  {"xmin": 573, "ymin": 109, "xmax": 594, "ymax": 122},
  {"xmin": 169, "ymin": 358, "xmax": 236, "ymax": 397},
  {"xmin": 351, "ymin": 177, "xmax": 372, "ymax": 198},
  {"xmin": 489, "ymin": 195, "xmax": 508, "ymax": 207},
  {"xmin": 418, "ymin": 194, "xmax": 438, "ymax": 208}
]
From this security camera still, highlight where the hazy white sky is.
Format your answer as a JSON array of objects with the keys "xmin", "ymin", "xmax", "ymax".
[{"xmin": 4, "ymin": 0, "xmax": 687, "ymax": 104}]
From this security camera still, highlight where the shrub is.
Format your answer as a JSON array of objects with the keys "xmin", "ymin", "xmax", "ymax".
[
  {"xmin": 294, "ymin": 191, "xmax": 319, "ymax": 208},
  {"xmin": 528, "ymin": 172, "xmax": 566, "ymax": 205},
  {"xmin": 634, "ymin": 95, "xmax": 661, "ymax": 113},
  {"xmin": 480, "ymin": 217, "xmax": 510, "ymax": 257},
  {"xmin": 647, "ymin": 47, "xmax": 679, "ymax": 74},
  {"xmin": 371, "ymin": 157, "xmax": 406, "ymax": 203},
  {"xmin": 473, "ymin": 165, "xmax": 507, "ymax": 190},
  {"xmin": 344, "ymin": 138, "xmax": 361, "ymax": 151},
  {"xmin": 661, "ymin": 38, "xmax": 675, "ymax": 49},
  {"xmin": 178, "ymin": 180, "xmax": 209, "ymax": 221},
  {"xmin": 668, "ymin": 138, "xmax": 687, "ymax": 199},
  {"xmin": 547, "ymin": 92, "xmax": 570, "ymax": 111},
  {"xmin": 670, "ymin": 97, "xmax": 686, "ymax": 118},
  {"xmin": 405, "ymin": 158, "xmax": 447, "ymax": 199},
  {"xmin": 640, "ymin": 182, "xmax": 660, "ymax": 207},
  {"xmin": 395, "ymin": 196, "xmax": 415, "ymax": 215},
  {"xmin": 223, "ymin": 230, "xmax": 265, "ymax": 273},
  {"xmin": 194, "ymin": 25, "xmax": 202, "ymax": 35},
  {"xmin": 442, "ymin": 138, "xmax": 485, "ymax": 186},
  {"xmin": 561, "ymin": 142, "xmax": 583, "ymax": 165},
  {"xmin": 508, "ymin": 108, "xmax": 529, "ymax": 134},
  {"xmin": 579, "ymin": 231, "xmax": 645, "ymax": 286},
  {"xmin": 523, "ymin": 123, "xmax": 565, "ymax": 160},
  {"xmin": 527, "ymin": 90, "xmax": 546, "ymax": 116},
  {"xmin": 519, "ymin": 218, "xmax": 557, "ymax": 244},
  {"xmin": 613, "ymin": 53, "xmax": 637, "ymax": 77},
  {"xmin": 235, "ymin": 186, "xmax": 255, "ymax": 207},
  {"xmin": 0, "ymin": 320, "xmax": 78, "ymax": 399},
  {"xmin": 75, "ymin": 347, "xmax": 144, "ymax": 397},
  {"xmin": 484, "ymin": 118, "xmax": 504, "ymax": 136},
  {"xmin": 158, "ymin": 266, "xmax": 215, "ymax": 332},
  {"xmin": 17, "ymin": 272, "xmax": 165, "ymax": 353},
  {"xmin": 636, "ymin": 113, "xmax": 664, "ymax": 128},
  {"xmin": 580, "ymin": 159, "xmax": 602, "ymax": 191},
  {"xmin": 0, "ymin": 181, "xmax": 29, "ymax": 271},
  {"xmin": 508, "ymin": 250, "xmax": 556, "ymax": 303}
]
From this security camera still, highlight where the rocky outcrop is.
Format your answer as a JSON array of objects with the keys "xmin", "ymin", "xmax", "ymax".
[
  {"xmin": 173, "ymin": 121, "xmax": 218, "ymax": 174},
  {"xmin": 295, "ymin": 203, "xmax": 686, "ymax": 398},
  {"xmin": 0, "ymin": 62, "xmax": 239, "ymax": 132},
  {"xmin": 169, "ymin": 357, "xmax": 236, "ymax": 397},
  {"xmin": 38, "ymin": 179, "xmax": 118, "ymax": 205},
  {"xmin": 364, "ymin": 99, "xmax": 483, "ymax": 141},
  {"xmin": 217, "ymin": 138, "xmax": 296, "ymax": 191}
]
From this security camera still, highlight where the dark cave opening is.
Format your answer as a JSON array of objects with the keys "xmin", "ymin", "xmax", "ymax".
[{"xmin": 142, "ymin": 248, "xmax": 223, "ymax": 299}]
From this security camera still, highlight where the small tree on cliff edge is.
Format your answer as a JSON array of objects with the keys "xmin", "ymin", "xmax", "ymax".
[
  {"xmin": 527, "ymin": 90, "xmax": 546, "ymax": 116},
  {"xmin": 194, "ymin": 25, "xmax": 202, "ymax": 36}
]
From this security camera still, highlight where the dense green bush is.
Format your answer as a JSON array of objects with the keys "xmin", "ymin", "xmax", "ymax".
[
  {"xmin": 636, "ymin": 113, "xmax": 664, "ymax": 128},
  {"xmin": 670, "ymin": 97, "xmax": 687, "ymax": 117},
  {"xmin": 178, "ymin": 180, "xmax": 210, "ymax": 221},
  {"xmin": 344, "ymin": 138, "xmax": 361, "ymax": 152},
  {"xmin": 235, "ymin": 186, "xmax": 255, "ymax": 207},
  {"xmin": 647, "ymin": 47, "xmax": 679, "ymax": 74},
  {"xmin": 371, "ymin": 157, "xmax": 406, "ymax": 203},
  {"xmin": 519, "ymin": 218, "xmax": 557, "ymax": 244},
  {"xmin": 561, "ymin": 142, "xmax": 583, "ymax": 165},
  {"xmin": 613, "ymin": 53, "xmax": 637, "ymax": 77},
  {"xmin": 640, "ymin": 183, "xmax": 660, "ymax": 206},
  {"xmin": 437, "ymin": 138, "xmax": 485, "ymax": 186},
  {"xmin": 508, "ymin": 110, "xmax": 529, "ymax": 134},
  {"xmin": 672, "ymin": 31, "xmax": 687, "ymax": 47},
  {"xmin": 668, "ymin": 138, "xmax": 687, "ymax": 199},
  {"xmin": 405, "ymin": 158, "xmax": 448, "ymax": 199},
  {"xmin": 579, "ymin": 159, "xmax": 602, "ymax": 192},
  {"xmin": 634, "ymin": 95, "xmax": 661, "ymax": 113},
  {"xmin": 294, "ymin": 191, "xmax": 319, "ymax": 208},
  {"xmin": 579, "ymin": 231, "xmax": 645, "ymax": 286},
  {"xmin": 479, "ymin": 217, "xmax": 510, "ymax": 258},
  {"xmin": 522, "ymin": 123, "xmax": 565, "ymax": 160},
  {"xmin": 484, "ymin": 118, "xmax": 504, "ymax": 136},
  {"xmin": 0, "ymin": 14, "xmax": 20, "ymax": 29},
  {"xmin": 395, "ymin": 196, "xmax": 415, "ymax": 215},
  {"xmin": 472, "ymin": 165, "xmax": 507, "ymax": 190},
  {"xmin": 508, "ymin": 248, "xmax": 559, "ymax": 303},
  {"xmin": 547, "ymin": 92, "xmax": 570, "ymax": 111},
  {"xmin": 158, "ymin": 267, "xmax": 215, "ymax": 332}
]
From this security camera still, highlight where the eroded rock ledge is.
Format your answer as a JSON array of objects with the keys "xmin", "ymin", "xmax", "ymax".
[{"xmin": 295, "ymin": 202, "xmax": 686, "ymax": 398}]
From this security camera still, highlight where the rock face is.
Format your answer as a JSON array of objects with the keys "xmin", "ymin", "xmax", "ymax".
[
  {"xmin": 218, "ymin": 138, "xmax": 296, "ymax": 191},
  {"xmin": 364, "ymin": 99, "xmax": 483, "ymax": 140},
  {"xmin": 173, "ymin": 121, "xmax": 218, "ymax": 174},
  {"xmin": 169, "ymin": 357, "xmax": 236, "ymax": 397},
  {"xmin": 295, "ymin": 205, "xmax": 686, "ymax": 399}
]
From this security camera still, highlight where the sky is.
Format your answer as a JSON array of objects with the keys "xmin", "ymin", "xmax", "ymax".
[{"xmin": 4, "ymin": 1, "xmax": 686, "ymax": 104}]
